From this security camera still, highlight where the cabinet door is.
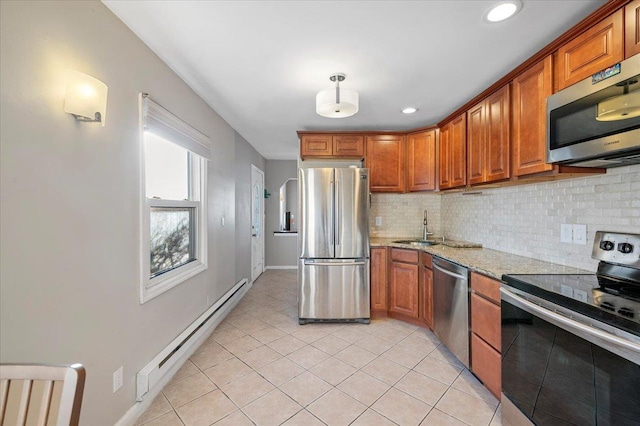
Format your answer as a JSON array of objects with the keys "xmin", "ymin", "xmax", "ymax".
[
  {"xmin": 556, "ymin": 10, "xmax": 624, "ymax": 90},
  {"xmin": 471, "ymin": 333, "xmax": 501, "ymax": 399},
  {"xmin": 626, "ymin": 0, "xmax": 640, "ymax": 58},
  {"xmin": 366, "ymin": 135, "xmax": 406, "ymax": 193},
  {"xmin": 512, "ymin": 56, "xmax": 554, "ymax": 176},
  {"xmin": 485, "ymin": 86, "xmax": 510, "ymax": 183},
  {"xmin": 407, "ymin": 130, "xmax": 436, "ymax": 191},
  {"xmin": 370, "ymin": 248, "xmax": 387, "ymax": 312},
  {"xmin": 334, "ymin": 135, "xmax": 364, "ymax": 158},
  {"xmin": 467, "ymin": 102, "xmax": 485, "ymax": 185},
  {"xmin": 421, "ymin": 266, "xmax": 433, "ymax": 329},
  {"xmin": 300, "ymin": 134, "xmax": 332, "ymax": 157},
  {"xmin": 449, "ymin": 114, "xmax": 467, "ymax": 188},
  {"xmin": 438, "ymin": 123, "xmax": 451, "ymax": 189},
  {"xmin": 389, "ymin": 262, "xmax": 419, "ymax": 319}
]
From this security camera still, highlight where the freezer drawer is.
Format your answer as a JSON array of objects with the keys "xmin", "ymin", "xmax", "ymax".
[{"xmin": 298, "ymin": 259, "xmax": 370, "ymax": 323}]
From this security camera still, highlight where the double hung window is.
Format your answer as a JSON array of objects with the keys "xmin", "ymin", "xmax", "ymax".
[{"xmin": 139, "ymin": 94, "xmax": 210, "ymax": 303}]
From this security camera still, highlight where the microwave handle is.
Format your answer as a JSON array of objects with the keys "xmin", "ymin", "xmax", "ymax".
[{"xmin": 501, "ymin": 287, "xmax": 640, "ymax": 364}]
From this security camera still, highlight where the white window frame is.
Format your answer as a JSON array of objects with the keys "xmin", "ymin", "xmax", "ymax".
[{"xmin": 139, "ymin": 94, "xmax": 210, "ymax": 303}]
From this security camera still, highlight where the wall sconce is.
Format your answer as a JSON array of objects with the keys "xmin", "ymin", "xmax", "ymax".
[{"xmin": 64, "ymin": 69, "xmax": 108, "ymax": 126}]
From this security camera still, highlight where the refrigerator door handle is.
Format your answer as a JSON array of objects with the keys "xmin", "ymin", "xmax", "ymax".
[
  {"xmin": 304, "ymin": 260, "xmax": 367, "ymax": 266},
  {"xmin": 335, "ymin": 176, "xmax": 341, "ymax": 247}
]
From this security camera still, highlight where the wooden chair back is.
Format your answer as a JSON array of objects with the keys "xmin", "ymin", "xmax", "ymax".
[{"xmin": 0, "ymin": 363, "xmax": 85, "ymax": 425}]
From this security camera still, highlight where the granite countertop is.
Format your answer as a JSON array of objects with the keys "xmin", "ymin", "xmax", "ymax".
[{"xmin": 371, "ymin": 237, "xmax": 591, "ymax": 280}]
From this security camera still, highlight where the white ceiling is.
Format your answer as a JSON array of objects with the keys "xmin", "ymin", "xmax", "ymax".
[{"xmin": 103, "ymin": 0, "xmax": 605, "ymax": 160}]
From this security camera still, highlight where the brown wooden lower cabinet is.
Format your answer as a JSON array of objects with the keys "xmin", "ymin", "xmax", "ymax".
[
  {"xmin": 471, "ymin": 333, "xmax": 501, "ymax": 399},
  {"xmin": 421, "ymin": 253, "xmax": 433, "ymax": 329},
  {"xmin": 470, "ymin": 272, "xmax": 502, "ymax": 400},
  {"xmin": 389, "ymin": 261, "xmax": 419, "ymax": 319},
  {"xmin": 372, "ymin": 247, "xmax": 433, "ymax": 326},
  {"xmin": 370, "ymin": 247, "xmax": 388, "ymax": 314}
]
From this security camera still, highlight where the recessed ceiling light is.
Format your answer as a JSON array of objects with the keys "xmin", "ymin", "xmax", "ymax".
[
  {"xmin": 484, "ymin": 0, "xmax": 522, "ymax": 23},
  {"xmin": 402, "ymin": 107, "xmax": 418, "ymax": 114}
]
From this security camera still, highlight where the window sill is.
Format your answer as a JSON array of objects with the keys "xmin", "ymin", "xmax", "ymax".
[{"xmin": 140, "ymin": 261, "xmax": 207, "ymax": 303}]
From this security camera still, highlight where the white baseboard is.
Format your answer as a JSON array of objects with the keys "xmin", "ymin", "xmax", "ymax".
[
  {"xmin": 265, "ymin": 265, "xmax": 297, "ymax": 270},
  {"xmin": 115, "ymin": 279, "xmax": 250, "ymax": 426}
]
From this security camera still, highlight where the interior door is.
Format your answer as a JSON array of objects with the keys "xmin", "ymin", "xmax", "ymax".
[{"xmin": 251, "ymin": 165, "xmax": 265, "ymax": 282}]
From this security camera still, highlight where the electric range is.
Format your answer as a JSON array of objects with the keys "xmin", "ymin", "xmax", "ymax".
[{"xmin": 500, "ymin": 231, "xmax": 640, "ymax": 426}]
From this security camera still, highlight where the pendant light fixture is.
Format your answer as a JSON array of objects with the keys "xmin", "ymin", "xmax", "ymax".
[{"xmin": 316, "ymin": 73, "xmax": 359, "ymax": 118}]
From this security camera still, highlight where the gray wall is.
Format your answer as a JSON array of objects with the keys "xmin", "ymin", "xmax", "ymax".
[
  {"xmin": 265, "ymin": 160, "xmax": 298, "ymax": 268},
  {"xmin": 235, "ymin": 133, "xmax": 266, "ymax": 281},
  {"xmin": 0, "ymin": 1, "xmax": 263, "ymax": 424}
]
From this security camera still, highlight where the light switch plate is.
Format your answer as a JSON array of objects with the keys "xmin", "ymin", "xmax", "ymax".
[
  {"xmin": 375, "ymin": 216, "xmax": 382, "ymax": 226},
  {"xmin": 573, "ymin": 224, "xmax": 587, "ymax": 245},
  {"xmin": 560, "ymin": 224, "xmax": 573, "ymax": 243}
]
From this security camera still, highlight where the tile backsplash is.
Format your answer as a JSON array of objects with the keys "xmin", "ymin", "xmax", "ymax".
[
  {"xmin": 370, "ymin": 193, "xmax": 442, "ymax": 238},
  {"xmin": 370, "ymin": 165, "xmax": 640, "ymax": 272}
]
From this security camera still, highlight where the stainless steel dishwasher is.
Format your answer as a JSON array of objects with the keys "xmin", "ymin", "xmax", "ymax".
[{"xmin": 432, "ymin": 257, "xmax": 470, "ymax": 368}]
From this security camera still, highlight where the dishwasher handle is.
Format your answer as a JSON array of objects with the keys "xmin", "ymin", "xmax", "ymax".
[{"xmin": 432, "ymin": 260, "xmax": 468, "ymax": 281}]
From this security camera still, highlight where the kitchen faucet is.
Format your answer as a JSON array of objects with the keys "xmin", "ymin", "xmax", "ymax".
[{"xmin": 423, "ymin": 210, "xmax": 433, "ymax": 241}]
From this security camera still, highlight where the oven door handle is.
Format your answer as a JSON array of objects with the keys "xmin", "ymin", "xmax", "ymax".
[{"xmin": 501, "ymin": 287, "xmax": 640, "ymax": 364}]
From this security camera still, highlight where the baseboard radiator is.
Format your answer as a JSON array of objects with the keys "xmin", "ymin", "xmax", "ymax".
[{"xmin": 135, "ymin": 278, "xmax": 249, "ymax": 402}]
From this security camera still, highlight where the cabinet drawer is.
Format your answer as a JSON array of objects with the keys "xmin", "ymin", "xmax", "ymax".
[
  {"xmin": 470, "ymin": 272, "xmax": 501, "ymax": 304},
  {"xmin": 390, "ymin": 248, "xmax": 419, "ymax": 264},
  {"xmin": 471, "ymin": 293, "xmax": 501, "ymax": 351},
  {"xmin": 421, "ymin": 252, "xmax": 432, "ymax": 269},
  {"xmin": 471, "ymin": 333, "xmax": 501, "ymax": 399}
]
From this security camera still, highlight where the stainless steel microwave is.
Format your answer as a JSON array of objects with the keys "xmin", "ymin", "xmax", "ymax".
[{"xmin": 547, "ymin": 54, "xmax": 640, "ymax": 168}]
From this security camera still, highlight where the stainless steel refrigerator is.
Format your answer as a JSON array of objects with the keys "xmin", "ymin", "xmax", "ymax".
[{"xmin": 298, "ymin": 167, "xmax": 370, "ymax": 324}]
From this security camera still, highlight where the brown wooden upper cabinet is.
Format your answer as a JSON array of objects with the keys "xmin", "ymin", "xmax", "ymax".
[
  {"xmin": 366, "ymin": 135, "xmax": 406, "ymax": 193},
  {"xmin": 407, "ymin": 129, "xmax": 437, "ymax": 192},
  {"xmin": 299, "ymin": 133, "xmax": 364, "ymax": 159},
  {"xmin": 439, "ymin": 114, "xmax": 466, "ymax": 190},
  {"xmin": 556, "ymin": 9, "xmax": 624, "ymax": 90},
  {"xmin": 512, "ymin": 56, "xmax": 554, "ymax": 176},
  {"xmin": 626, "ymin": 0, "xmax": 640, "ymax": 58},
  {"xmin": 467, "ymin": 86, "xmax": 510, "ymax": 185}
]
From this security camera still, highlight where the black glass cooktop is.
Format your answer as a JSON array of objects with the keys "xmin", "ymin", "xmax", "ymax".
[{"xmin": 502, "ymin": 274, "xmax": 640, "ymax": 336}]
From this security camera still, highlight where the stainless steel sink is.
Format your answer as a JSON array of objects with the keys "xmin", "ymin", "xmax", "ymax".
[{"xmin": 392, "ymin": 239, "xmax": 440, "ymax": 246}]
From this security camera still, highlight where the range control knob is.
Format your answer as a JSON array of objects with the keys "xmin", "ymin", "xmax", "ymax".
[
  {"xmin": 618, "ymin": 242, "xmax": 634, "ymax": 254},
  {"xmin": 600, "ymin": 240, "xmax": 615, "ymax": 251}
]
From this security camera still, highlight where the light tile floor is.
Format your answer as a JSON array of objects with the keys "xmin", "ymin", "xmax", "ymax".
[{"xmin": 135, "ymin": 270, "xmax": 502, "ymax": 426}]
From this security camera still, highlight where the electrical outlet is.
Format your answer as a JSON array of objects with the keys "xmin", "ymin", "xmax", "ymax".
[
  {"xmin": 113, "ymin": 366, "xmax": 123, "ymax": 393},
  {"xmin": 375, "ymin": 216, "xmax": 382, "ymax": 226},
  {"xmin": 573, "ymin": 224, "xmax": 587, "ymax": 245},
  {"xmin": 560, "ymin": 224, "xmax": 573, "ymax": 243}
]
